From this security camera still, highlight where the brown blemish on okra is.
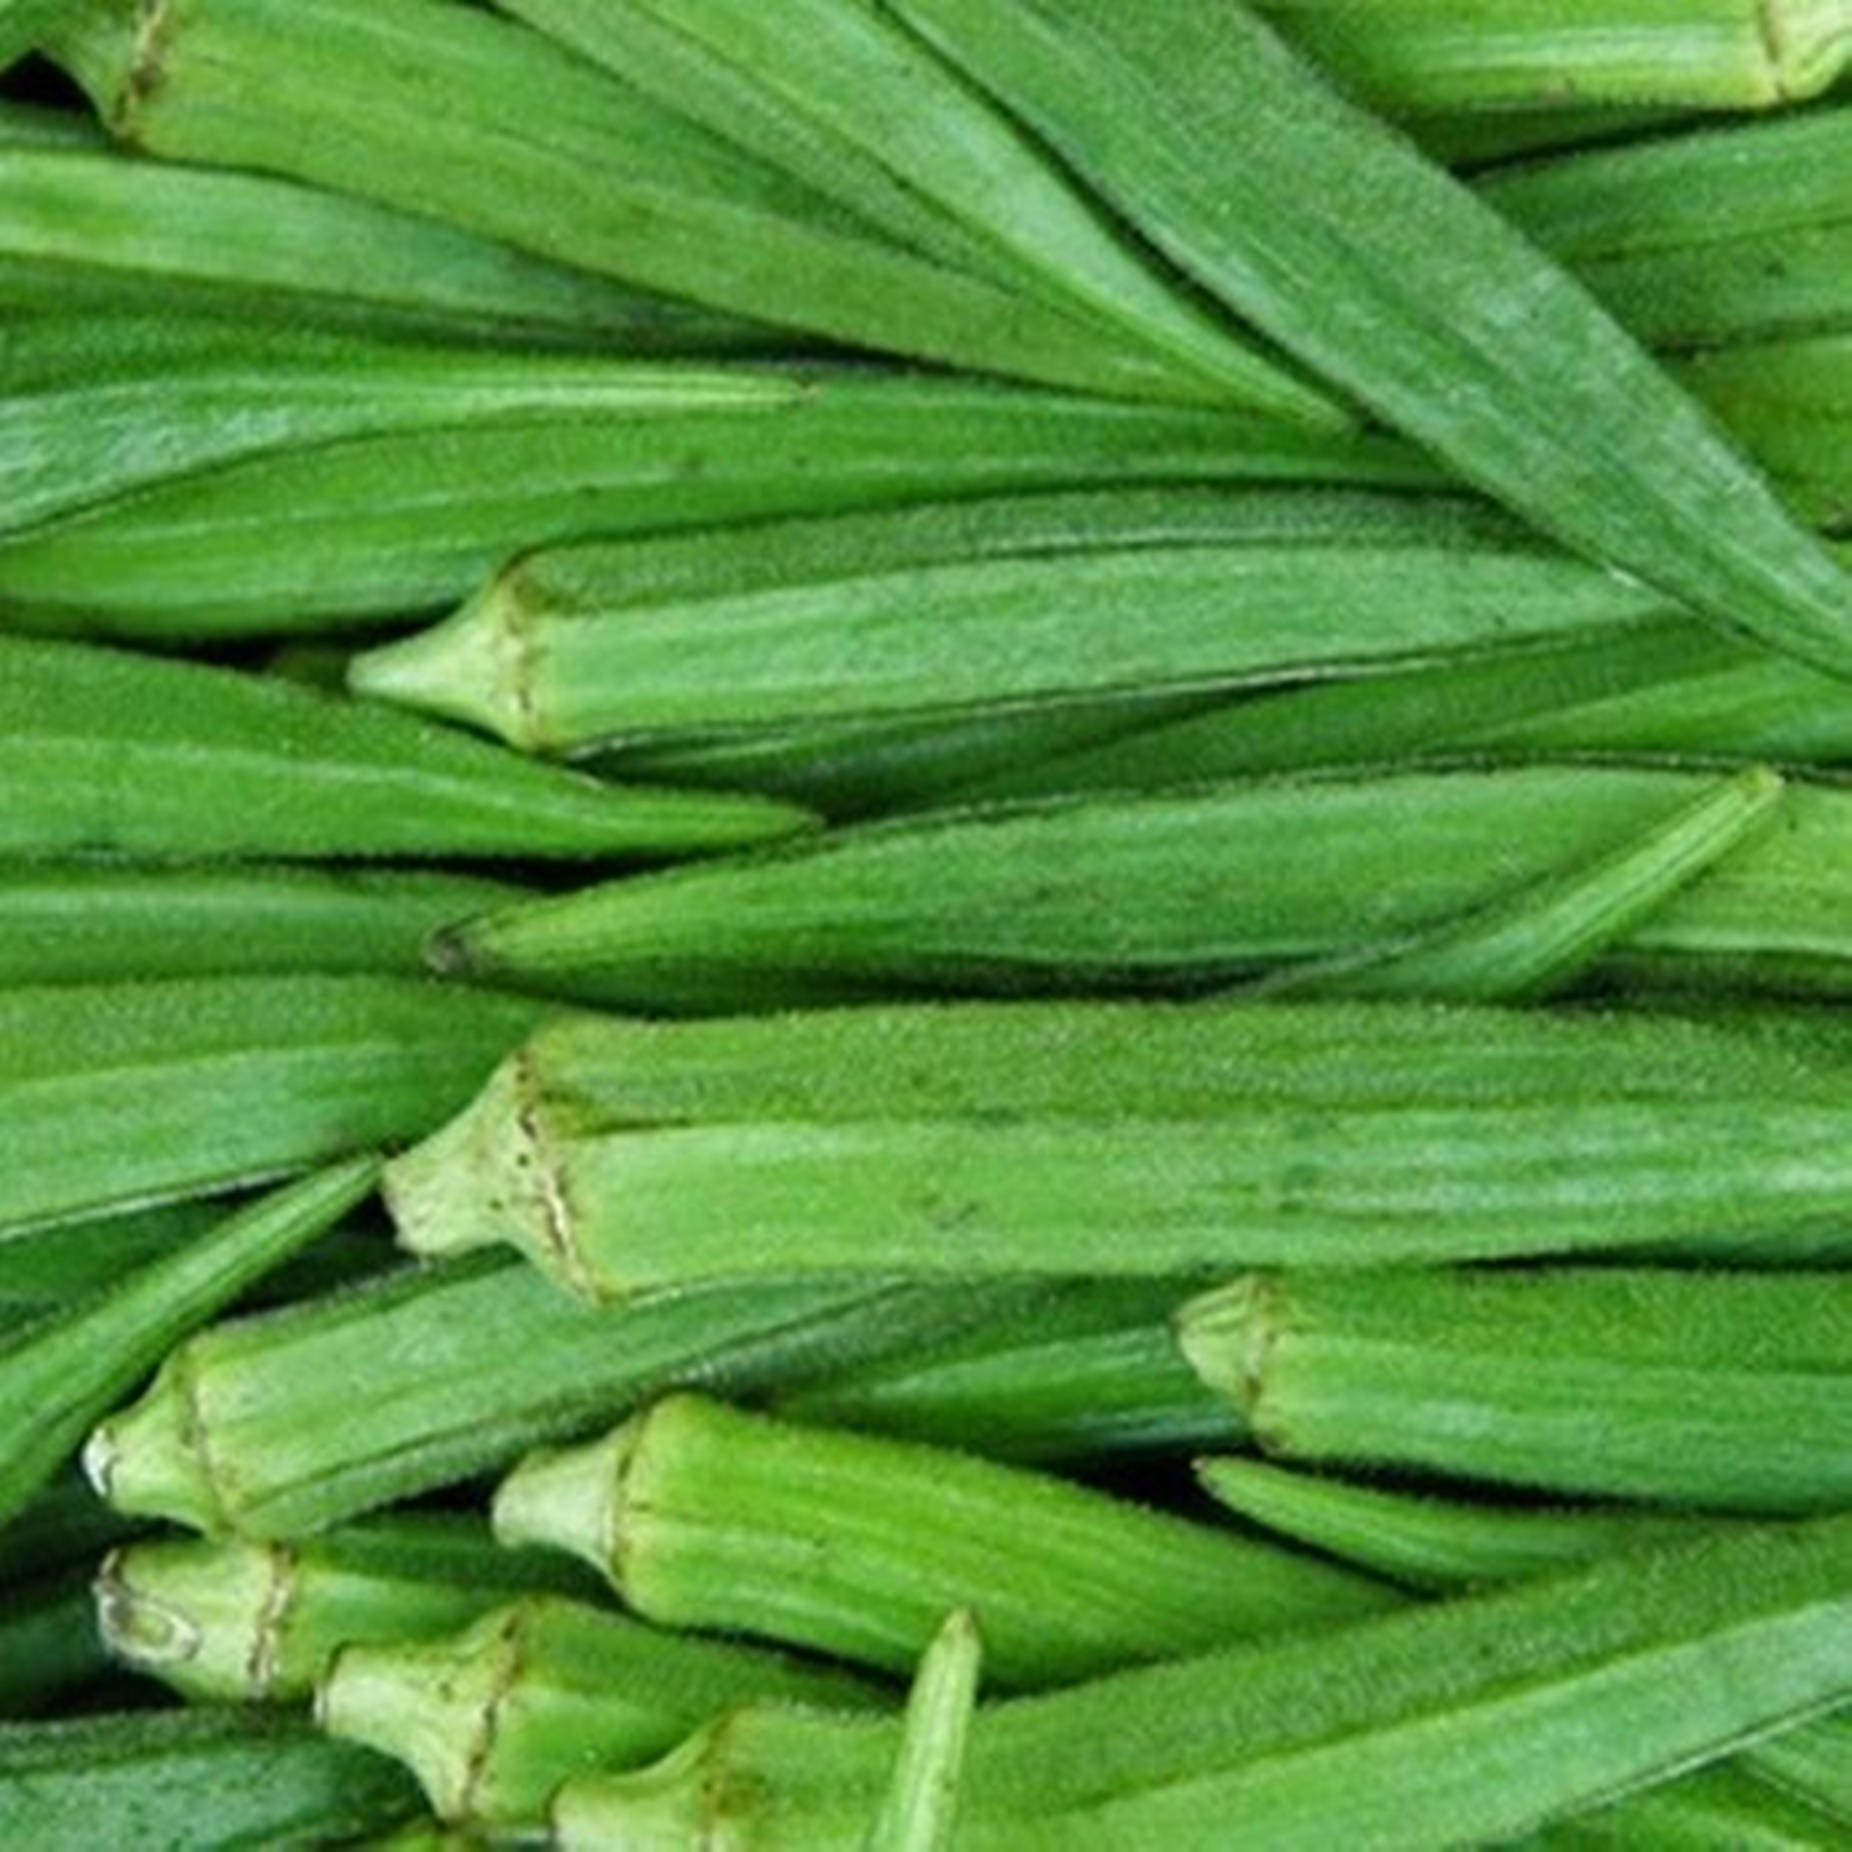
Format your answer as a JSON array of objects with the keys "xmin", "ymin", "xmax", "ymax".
[
  {"xmin": 246, "ymin": 1544, "xmax": 301, "ymax": 1696},
  {"xmin": 457, "ymin": 1605, "xmax": 530, "ymax": 1823},
  {"xmin": 116, "ymin": 0, "xmax": 176, "ymax": 139},
  {"xmin": 509, "ymin": 1050, "xmax": 590, "ymax": 1300},
  {"xmin": 94, "ymin": 1546, "xmax": 203, "ymax": 1669}
]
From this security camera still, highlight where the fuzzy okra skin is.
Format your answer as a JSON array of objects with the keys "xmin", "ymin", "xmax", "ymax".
[
  {"xmin": 1182, "ymin": 1268, "xmax": 1852, "ymax": 1512},
  {"xmin": 869, "ymin": 1610, "xmax": 982, "ymax": 1852},
  {"xmin": 319, "ymin": 1594, "xmax": 886, "ymax": 1828},
  {"xmin": 553, "ymin": 1512, "xmax": 1852, "ymax": 1851},
  {"xmin": 386, "ymin": 998, "xmax": 1852, "ymax": 1297},
  {"xmin": 94, "ymin": 1516, "xmax": 606, "ymax": 1702},
  {"xmin": 0, "ymin": 635, "xmax": 809, "ymax": 860},
  {"xmin": 0, "ymin": 1160, "xmax": 380, "ymax": 1528},
  {"xmin": 351, "ymin": 490, "xmax": 1677, "ymax": 752},
  {"xmin": 891, "ymin": 0, "xmax": 1852, "ymax": 680},
  {"xmin": 0, "ymin": 1708, "xmax": 422, "ymax": 1849},
  {"xmin": 432, "ymin": 765, "xmax": 1847, "ymax": 1012},
  {"xmin": 0, "ymin": 148, "xmax": 770, "ymax": 350},
  {"xmin": 82, "ymin": 1258, "xmax": 1059, "ymax": 1538},
  {"xmin": 493, "ymin": 1396, "xmax": 1392, "ymax": 1690}
]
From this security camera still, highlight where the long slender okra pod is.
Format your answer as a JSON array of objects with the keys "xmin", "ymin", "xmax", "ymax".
[
  {"xmin": 553, "ymin": 1512, "xmax": 1852, "ymax": 1850},
  {"xmin": 386, "ymin": 999, "xmax": 1852, "ymax": 1298},
  {"xmin": 1181, "ymin": 1268, "xmax": 1852, "ymax": 1511},
  {"xmin": 889, "ymin": 0, "xmax": 1852, "ymax": 679},
  {"xmin": 83, "ymin": 1261, "xmax": 1064, "ymax": 1538},
  {"xmin": 94, "ymin": 1516, "xmax": 607, "ymax": 1702},
  {"xmin": 867, "ymin": 1611, "xmax": 982, "ymax": 1852},
  {"xmin": 319, "ymin": 1594, "xmax": 886, "ymax": 1828},
  {"xmin": 0, "ymin": 1709, "xmax": 421, "ymax": 1849},
  {"xmin": 492, "ymin": 1395, "xmax": 1394, "ymax": 1689},
  {"xmin": 0, "ymin": 1160, "xmax": 379, "ymax": 1527},
  {"xmin": 430, "ymin": 766, "xmax": 1842, "ymax": 1013},
  {"xmin": 0, "ymin": 635, "xmax": 809, "ymax": 860},
  {"xmin": 0, "ymin": 976, "xmax": 540, "ymax": 1236}
]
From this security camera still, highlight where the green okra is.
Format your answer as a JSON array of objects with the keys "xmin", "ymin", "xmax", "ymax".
[
  {"xmin": 1484, "ymin": 106, "xmax": 1852, "ymax": 351},
  {"xmin": 94, "ymin": 1516, "xmax": 605, "ymax": 1703},
  {"xmin": 0, "ymin": 1160, "xmax": 379, "ymax": 1527},
  {"xmin": 0, "ymin": 0, "xmax": 59, "ymax": 71},
  {"xmin": 1181, "ymin": 1268, "xmax": 1852, "ymax": 1512},
  {"xmin": 0, "ymin": 863, "xmax": 528, "ymax": 984},
  {"xmin": 0, "ymin": 1200, "xmax": 227, "ymax": 1324},
  {"xmin": 1531, "ymin": 1756, "xmax": 1852, "ymax": 1848},
  {"xmin": 890, "ymin": 0, "xmax": 1852, "ymax": 679},
  {"xmin": 319, "ymin": 1594, "xmax": 885, "ymax": 1828},
  {"xmin": 496, "ymin": 0, "xmax": 1342, "ymax": 425},
  {"xmin": 551, "ymin": 1512, "xmax": 1852, "ymax": 1850},
  {"xmin": 777, "ymin": 1276, "xmax": 1244, "ymax": 1465},
  {"xmin": 351, "ymin": 490, "xmax": 1677, "ymax": 753},
  {"xmin": 0, "ymin": 1708, "xmax": 421, "ymax": 1849},
  {"xmin": 82, "ymin": 1257, "xmax": 1054, "ymax": 1538},
  {"xmin": 0, "ymin": 359, "xmax": 1428, "ymax": 640},
  {"xmin": 0, "ymin": 101, "xmax": 106, "ymax": 150},
  {"xmin": 868, "ymin": 1611, "xmax": 982, "ymax": 1852},
  {"xmin": 0, "ymin": 977, "xmax": 541, "ymax": 1237},
  {"xmin": 0, "ymin": 635, "xmax": 806, "ymax": 859},
  {"xmin": 1196, "ymin": 1461, "xmax": 1737, "ymax": 1594},
  {"xmin": 493, "ymin": 1396, "xmax": 1392, "ymax": 1689},
  {"xmin": 0, "ymin": 1470, "xmax": 136, "ymax": 1592},
  {"xmin": 431, "ymin": 766, "xmax": 1846, "ymax": 1013},
  {"xmin": 0, "ymin": 148, "xmax": 771, "ymax": 349},
  {"xmin": 0, "ymin": 1571, "xmax": 117, "ymax": 1718},
  {"xmin": 43, "ymin": 0, "xmax": 1304, "ymax": 408},
  {"xmin": 1741, "ymin": 1713, "xmax": 1852, "ymax": 1820},
  {"xmin": 387, "ymin": 998, "xmax": 1852, "ymax": 1297}
]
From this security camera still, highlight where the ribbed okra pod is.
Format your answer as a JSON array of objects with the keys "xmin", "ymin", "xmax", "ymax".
[
  {"xmin": 0, "ymin": 635, "xmax": 807, "ymax": 859},
  {"xmin": 0, "ymin": 1161, "xmax": 379, "ymax": 1526},
  {"xmin": 552, "ymin": 1513, "xmax": 1852, "ymax": 1850},
  {"xmin": 0, "ymin": 147, "xmax": 769, "ymax": 349},
  {"xmin": 387, "ymin": 999, "xmax": 1852, "ymax": 1296},
  {"xmin": 432, "ymin": 765, "xmax": 1847, "ymax": 1011},
  {"xmin": 0, "ymin": 864, "xmax": 526, "ymax": 984},
  {"xmin": 493, "ymin": 1396, "xmax": 1391, "ymax": 1689},
  {"xmin": 82, "ymin": 1259, "xmax": 1060, "ymax": 1538},
  {"xmin": 319, "ymin": 1595, "xmax": 885, "ymax": 1827},
  {"xmin": 95, "ymin": 1516, "xmax": 605, "ymax": 1702},
  {"xmin": 868, "ymin": 1611, "xmax": 981, "ymax": 1852},
  {"xmin": 1, "ymin": 977, "xmax": 540, "ymax": 1237},
  {"xmin": 890, "ymin": 0, "xmax": 1852, "ymax": 678},
  {"xmin": 1182, "ymin": 1268, "xmax": 1852, "ymax": 1511},
  {"xmin": 351, "ymin": 491, "xmax": 1679, "ymax": 752},
  {"xmin": 0, "ymin": 1709, "xmax": 421, "ymax": 1850}
]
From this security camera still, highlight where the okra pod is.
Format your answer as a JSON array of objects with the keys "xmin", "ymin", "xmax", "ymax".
[
  {"xmin": 352, "ymin": 491, "xmax": 1674, "ymax": 753},
  {"xmin": 493, "ymin": 1395, "xmax": 1392, "ymax": 1688},
  {"xmin": 0, "ymin": 1709, "xmax": 421, "ymax": 1849},
  {"xmin": 890, "ymin": 0, "xmax": 1852, "ymax": 677},
  {"xmin": 319, "ymin": 1594, "xmax": 884, "ymax": 1827},
  {"xmin": 0, "ymin": 0, "xmax": 57, "ymax": 72},
  {"xmin": 94, "ymin": 1516, "xmax": 605, "ymax": 1702},
  {"xmin": 0, "ymin": 635, "xmax": 808, "ymax": 859},
  {"xmin": 1531, "ymin": 1757, "xmax": 1852, "ymax": 1848},
  {"xmin": 44, "ymin": 0, "xmax": 1306, "ymax": 408},
  {"xmin": 0, "ymin": 1571, "xmax": 116, "ymax": 1719},
  {"xmin": 868, "ymin": 1611, "xmax": 982, "ymax": 1852},
  {"xmin": 0, "ymin": 863, "xmax": 527, "ymax": 984},
  {"xmin": 0, "ymin": 1469, "xmax": 136, "ymax": 1592},
  {"xmin": 0, "ymin": 1160, "xmax": 379, "ymax": 1526},
  {"xmin": 432, "ymin": 766, "xmax": 1844, "ymax": 1012},
  {"xmin": 0, "ymin": 101, "xmax": 105, "ymax": 150},
  {"xmin": 0, "ymin": 148, "xmax": 770, "ymax": 350},
  {"xmin": 552, "ymin": 1512, "xmax": 1852, "ymax": 1850},
  {"xmin": 1740, "ymin": 1713, "xmax": 1852, "ymax": 1820},
  {"xmin": 1181, "ymin": 1268, "xmax": 1852, "ymax": 1511},
  {"xmin": 0, "ymin": 977, "xmax": 539, "ymax": 1237},
  {"xmin": 387, "ymin": 999, "xmax": 1852, "ymax": 1297},
  {"xmin": 82, "ymin": 1258, "xmax": 1055, "ymax": 1538}
]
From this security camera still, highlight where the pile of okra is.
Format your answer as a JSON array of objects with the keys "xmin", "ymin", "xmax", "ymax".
[{"xmin": 3, "ymin": 1, "xmax": 1851, "ymax": 1845}]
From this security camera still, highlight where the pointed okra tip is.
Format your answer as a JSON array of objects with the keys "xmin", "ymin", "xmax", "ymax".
[
  {"xmin": 1174, "ymin": 1274, "xmax": 1281, "ymax": 1417},
  {"xmin": 492, "ymin": 1419, "xmax": 640, "ymax": 1586},
  {"xmin": 82, "ymin": 1347, "xmax": 226, "ymax": 1533}
]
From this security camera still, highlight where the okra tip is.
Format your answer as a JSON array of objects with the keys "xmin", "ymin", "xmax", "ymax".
[
  {"xmin": 491, "ymin": 1423, "xmax": 632, "ymax": 1581},
  {"xmin": 82, "ymin": 1349, "xmax": 225, "ymax": 1533},
  {"xmin": 1173, "ymin": 1275, "xmax": 1276, "ymax": 1416}
]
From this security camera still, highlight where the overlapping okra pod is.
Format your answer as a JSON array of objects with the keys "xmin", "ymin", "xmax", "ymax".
[{"xmin": 867, "ymin": 1611, "xmax": 982, "ymax": 1852}]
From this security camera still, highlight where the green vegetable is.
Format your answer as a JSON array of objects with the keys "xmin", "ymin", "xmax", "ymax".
[
  {"xmin": 82, "ymin": 1261, "xmax": 1058, "ymax": 1538},
  {"xmin": 867, "ymin": 1611, "xmax": 982, "ymax": 1852},
  {"xmin": 0, "ymin": 1709, "xmax": 421, "ymax": 1850},
  {"xmin": 386, "ymin": 999, "xmax": 1852, "ymax": 1298},
  {"xmin": 430, "ymin": 767, "xmax": 1845, "ymax": 1013},
  {"xmin": 0, "ymin": 1469, "xmax": 136, "ymax": 1592},
  {"xmin": 551, "ymin": 1512, "xmax": 1852, "ymax": 1850},
  {"xmin": 0, "ymin": 635, "xmax": 808, "ymax": 859},
  {"xmin": 0, "ymin": 977, "xmax": 538, "ymax": 1237},
  {"xmin": 492, "ymin": 1395, "xmax": 1391, "ymax": 1688},
  {"xmin": 319, "ymin": 1595, "xmax": 884, "ymax": 1827},
  {"xmin": 0, "ymin": 101, "xmax": 106, "ymax": 150},
  {"xmin": 888, "ymin": 0, "xmax": 1852, "ymax": 676},
  {"xmin": 0, "ymin": 1159, "xmax": 379, "ymax": 1527},
  {"xmin": 0, "ymin": 1572, "xmax": 116, "ymax": 1719},
  {"xmin": 1740, "ymin": 1713, "xmax": 1852, "ymax": 1821},
  {"xmin": 95, "ymin": 1516, "xmax": 606, "ymax": 1702},
  {"xmin": 1181, "ymin": 1268, "xmax": 1852, "ymax": 1511}
]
